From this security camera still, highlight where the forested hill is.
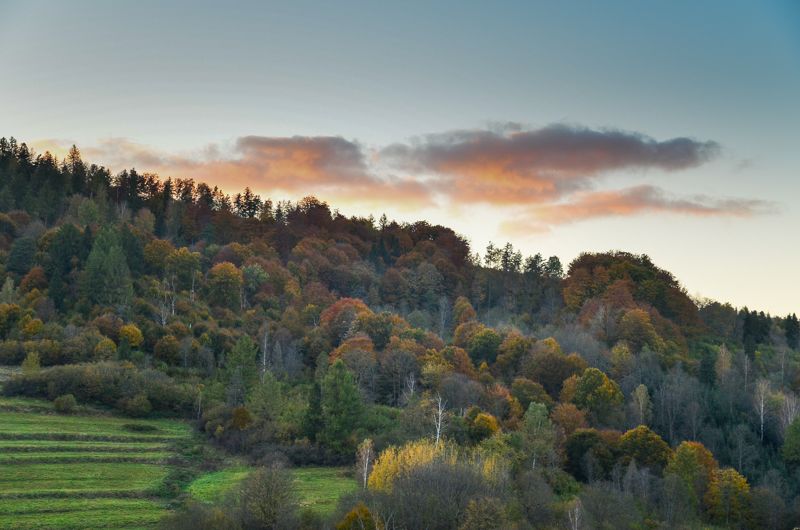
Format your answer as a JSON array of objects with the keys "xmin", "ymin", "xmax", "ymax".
[{"xmin": 2, "ymin": 136, "xmax": 800, "ymax": 528}]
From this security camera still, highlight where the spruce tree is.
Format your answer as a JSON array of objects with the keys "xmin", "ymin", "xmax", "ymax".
[
  {"xmin": 302, "ymin": 382, "xmax": 324, "ymax": 443},
  {"xmin": 318, "ymin": 359, "xmax": 363, "ymax": 452},
  {"xmin": 786, "ymin": 314, "xmax": 800, "ymax": 351},
  {"xmin": 7, "ymin": 237, "xmax": 36, "ymax": 275}
]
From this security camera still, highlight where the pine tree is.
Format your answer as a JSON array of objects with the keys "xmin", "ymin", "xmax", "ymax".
[
  {"xmin": 120, "ymin": 223, "xmax": 145, "ymax": 274},
  {"xmin": 7, "ymin": 237, "xmax": 37, "ymax": 275},
  {"xmin": 302, "ymin": 382, "xmax": 324, "ymax": 442},
  {"xmin": 227, "ymin": 336, "xmax": 259, "ymax": 394},
  {"xmin": 785, "ymin": 314, "xmax": 799, "ymax": 351},
  {"xmin": 318, "ymin": 359, "xmax": 363, "ymax": 452},
  {"xmin": 80, "ymin": 242, "xmax": 132, "ymax": 307},
  {"xmin": 0, "ymin": 186, "xmax": 13, "ymax": 212},
  {"xmin": 105, "ymin": 246, "xmax": 134, "ymax": 305}
]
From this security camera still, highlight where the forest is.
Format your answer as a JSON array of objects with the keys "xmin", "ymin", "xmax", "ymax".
[{"xmin": 1, "ymin": 135, "xmax": 799, "ymax": 529}]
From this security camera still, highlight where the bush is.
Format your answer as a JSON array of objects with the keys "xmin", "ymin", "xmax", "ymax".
[
  {"xmin": 121, "ymin": 394, "xmax": 152, "ymax": 418},
  {"xmin": 53, "ymin": 394, "xmax": 77, "ymax": 414}
]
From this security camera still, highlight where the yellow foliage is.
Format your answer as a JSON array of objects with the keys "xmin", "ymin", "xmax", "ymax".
[
  {"xmin": 705, "ymin": 467, "xmax": 750, "ymax": 526},
  {"xmin": 22, "ymin": 318, "xmax": 43, "ymax": 338},
  {"xmin": 368, "ymin": 439, "xmax": 450, "ymax": 491},
  {"xmin": 119, "ymin": 324, "xmax": 144, "ymax": 347},
  {"xmin": 94, "ymin": 338, "xmax": 117, "ymax": 360}
]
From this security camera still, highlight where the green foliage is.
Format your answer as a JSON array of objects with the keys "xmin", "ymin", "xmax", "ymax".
[
  {"xmin": 227, "ymin": 335, "xmax": 259, "ymax": 393},
  {"xmin": 574, "ymin": 368, "xmax": 623, "ymax": 418},
  {"xmin": 467, "ymin": 328, "xmax": 503, "ymax": 364},
  {"xmin": 7, "ymin": 237, "xmax": 37, "ymax": 275},
  {"xmin": 519, "ymin": 402, "xmax": 556, "ymax": 470},
  {"xmin": 80, "ymin": 227, "xmax": 133, "ymax": 306},
  {"xmin": 782, "ymin": 416, "xmax": 800, "ymax": 463},
  {"xmin": 318, "ymin": 360, "xmax": 363, "ymax": 452},
  {"xmin": 53, "ymin": 394, "xmax": 77, "ymax": 414}
]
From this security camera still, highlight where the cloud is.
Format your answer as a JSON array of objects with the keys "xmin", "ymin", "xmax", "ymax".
[
  {"xmin": 32, "ymin": 124, "xmax": 774, "ymax": 227},
  {"xmin": 54, "ymin": 136, "xmax": 435, "ymax": 209},
  {"xmin": 499, "ymin": 185, "xmax": 778, "ymax": 235},
  {"xmin": 380, "ymin": 123, "xmax": 721, "ymax": 205}
]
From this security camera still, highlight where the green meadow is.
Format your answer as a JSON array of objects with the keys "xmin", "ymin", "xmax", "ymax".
[{"xmin": 0, "ymin": 397, "xmax": 192, "ymax": 529}]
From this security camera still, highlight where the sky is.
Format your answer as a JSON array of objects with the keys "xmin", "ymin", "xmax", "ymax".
[{"xmin": 1, "ymin": 0, "xmax": 798, "ymax": 315}]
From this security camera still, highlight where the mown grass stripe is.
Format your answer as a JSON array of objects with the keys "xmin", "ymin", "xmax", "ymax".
[
  {"xmin": 0, "ymin": 497, "xmax": 164, "ymax": 516},
  {"xmin": 0, "ymin": 452, "xmax": 173, "ymax": 464},
  {"xmin": 0, "ymin": 433, "xmax": 181, "ymax": 443},
  {"xmin": 0, "ymin": 441, "xmax": 169, "ymax": 452},
  {"xmin": 0, "ymin": 463, "xmax": 166, "ymax": 495},
  {"xmin": 0, "ymin": 508, "xmax": 164, "ymax": 529}
]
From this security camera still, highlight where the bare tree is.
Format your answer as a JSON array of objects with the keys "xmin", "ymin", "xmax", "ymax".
[
  {"xmin": 741, "ymin": 352, "xmax": 752, "ymax": 390},
  {"xmin": 630, "ymin": 384, "xmax": 652, "ymax": 427},
  {"xmin": 355, "ymin": 438, "xmax": 374, "ymax": 491},
  {"xmin": 565, "ymin": 500, "xmax": 584, "ymax": 530},
  {"xmin": 727, "ymin": 424, "xmax": 759, "ymax": 474},
  {"xmin": 343, "ymin": 349, "xmax": 378, "ymax": 402},
  {"xmin": 431, "ymin": 393, "xmax": 449, "ymax": 448},
  {"xmin": 437, "ymin": 296, "xmax": 451, "ymax": 339},
  {"xmin": 778, "ymin": 391, "xmax": 800, "ymax": 438},
  {"xmin": 684, "ymin": 400, "xmax": 706, "ymax": 441},
  {"xmin": 753, "ymin": 379, "xmax": 772, "ymax": 442},
  {"xmin": 259, "ymin": 322, "xmax": 270, "ymax": 378}
]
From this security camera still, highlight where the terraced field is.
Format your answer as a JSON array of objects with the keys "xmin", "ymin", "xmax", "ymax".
[{"xmin": 0, "ymin": 397, "xmax": 194, "ymax": 529}]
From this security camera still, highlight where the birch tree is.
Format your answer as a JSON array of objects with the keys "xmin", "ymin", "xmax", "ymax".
[
  {"xmin": 431, "ymin": 393, "xmax": 449, "ymax": 448},
  {"xmin": 355, "ymin": 438, "xmax": 374, "ymax": 491},
  {"xmin": 753, "ymin": 379, "xmax": 772, "ymax": 442},
  {"xmin": 520, "ymin": 402, "xmax": 556, "ymax": 471}
]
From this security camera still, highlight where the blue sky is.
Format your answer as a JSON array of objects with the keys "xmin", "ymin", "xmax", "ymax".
[{"xmin": 1, "ymin": 0, "xmax": 798, "ymax": 314}]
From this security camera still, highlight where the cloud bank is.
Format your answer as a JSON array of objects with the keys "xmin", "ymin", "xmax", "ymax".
[{"xmin": 36, "ymin": 124, "xmax": 774, "ymax": 230}]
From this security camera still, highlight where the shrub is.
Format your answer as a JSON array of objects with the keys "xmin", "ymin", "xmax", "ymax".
[
  {"xmin": 121, "ymin": 394, "xmax": 152, "ymax": 418},
  {"xmin": 54, "ymin": 394, "xmax": 77, "ymax": 413}
]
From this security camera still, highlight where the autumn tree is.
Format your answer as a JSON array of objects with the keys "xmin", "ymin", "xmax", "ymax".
[
  {"xmin": 705, "ymin": 468, "xmax": 750, "ymax": 528},
  {"xmin": 207, "ymin": 262, "xmax": 243, "ymax": 310},
  {"xmin": 616, "ymin": 426, "xmax": 672, "ymax": 469},
  {"xmin": 519, "ymin": 402, "xmax": 556, "ymax": 470},
  {"xmin": 573, "ymin": 368, "xmax": 623, "ymax": 421}
]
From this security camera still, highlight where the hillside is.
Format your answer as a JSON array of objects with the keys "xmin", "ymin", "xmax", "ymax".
[{"xmin": 0, "ymin": 136, "xmax": 798, "ymax": 529}]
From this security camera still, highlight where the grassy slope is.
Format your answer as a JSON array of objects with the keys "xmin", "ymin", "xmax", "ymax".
[
  {"xmin": 187, "ymin": 465, "xmax": 357, "ymax": 517},
  {"xmin": 0, "ymin": 397, "xmax": 194, "ymax": 529}
]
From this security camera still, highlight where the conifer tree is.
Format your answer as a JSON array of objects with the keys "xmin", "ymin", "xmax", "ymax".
[
  {"xmin": 7, "ymin": 237, "xmax": 37, "ymax": 275},
  {"xmin": 319, "ymin": 359, "xmax": 363, "ymax": 452}
]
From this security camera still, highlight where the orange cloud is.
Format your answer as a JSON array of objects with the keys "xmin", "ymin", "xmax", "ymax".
[
  {"xmin": 381, "ymin": 124, "xmax": 721, "ymax": 205},
  {"xmin": 32, "ymin": 124, "xmax": 774, "ymax": 227},
  {"xmin": 498, "ymin": 185, "xmax": 778, "ymax": 235}
]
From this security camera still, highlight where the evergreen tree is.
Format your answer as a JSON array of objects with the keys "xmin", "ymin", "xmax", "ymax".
[
  {"xmin": 318, "ymin": 359, "xmax": 363, "ymax": 452},
  {"xmin": 227, "ymin": 336, "xmax": 259, "ymax": 394},
  {"xmin": 120, "ymin": 223, "xmax": 145, "ymax": 274},
  {"xmin": 80, "ymin": 237, "xmax": 132, "ymax": 307},
  {"xmin": 302, "ymin": 382, "xmax": 324, "ymax": 443},
  {"xmin": 7, "ymin": 237, "xmax": 37, "ymax": 275},
  {"xmin": 0, "ymin": 186, "xmax": 13, "ymax": 212},
  {"xmin": 785, "ymin": 314, "xmax": 799, "ymax": 351},
  {"xmin": 117, "ymin": 337, "xmax": 131, "ymax": 361},
  {"xmin": 699, "ymin": 350, "xmax": 717, "ymax": 387}
]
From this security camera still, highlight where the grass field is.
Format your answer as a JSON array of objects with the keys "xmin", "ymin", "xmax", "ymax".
[
  {"xmin": 0, "ymin": 396, "xmax": 359, "ymax": 526},
  {"xmin": 186, "ymin": 465, "xmax": 357, "ymax": 517},
  {"xmin": 0, "ymin": 397, "xmax": 194, "ymax": 529}
]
